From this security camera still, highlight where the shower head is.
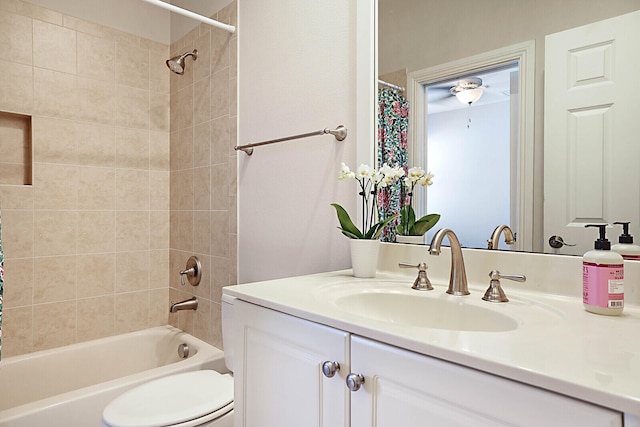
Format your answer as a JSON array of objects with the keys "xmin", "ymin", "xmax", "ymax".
[{"xmin": 166, "ymin": 49, "xmax": 198, "ymax": 75}]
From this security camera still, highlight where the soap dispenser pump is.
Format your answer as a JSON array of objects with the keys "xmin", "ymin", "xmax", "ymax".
[
  {"xmin": 611, "ymin": 221, "xmax": 640, "ymax": 261},
  {"xmin": 583, "ymin": 224, "xmax": 624, "ymax": 315}
]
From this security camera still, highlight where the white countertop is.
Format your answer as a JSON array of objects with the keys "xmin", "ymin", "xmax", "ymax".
[{"xmin": 224, "ymin": 269, "xmax": 640, "ymax": 416}]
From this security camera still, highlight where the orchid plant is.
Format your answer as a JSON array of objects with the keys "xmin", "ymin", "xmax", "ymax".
[
  {"xmin": 397, "ymin": 166, "xmax": 440, "ymax": 236},
  {"xmin": 332, "ymin": 163, "xmax": 403, "ymax": 239}
]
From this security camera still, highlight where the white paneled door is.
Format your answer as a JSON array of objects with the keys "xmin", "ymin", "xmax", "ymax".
[{"xmin": 544, "ymin": 11, "xmax": 640, "ymax": 255}]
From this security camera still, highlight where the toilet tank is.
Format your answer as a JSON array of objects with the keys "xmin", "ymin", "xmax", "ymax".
[{"xmin": 221, "ymin": 294, "xmax": 236, "ymax": 372}]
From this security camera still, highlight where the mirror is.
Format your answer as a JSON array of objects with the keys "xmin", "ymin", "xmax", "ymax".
[{"xmin": 378, "ymin": 0, "xmax": 640, "ymax": 253}]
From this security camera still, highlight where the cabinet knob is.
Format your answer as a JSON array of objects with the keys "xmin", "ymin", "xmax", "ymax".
[
  {"xmin": 321, "ymin": 361, "xmax": 340, "ymax": 378},
  {"xmin": 346, "ymin": 373, "xmax": 365, "ymax": 391}
]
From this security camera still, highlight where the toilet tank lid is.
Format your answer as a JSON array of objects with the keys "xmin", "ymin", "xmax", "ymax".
[{"xmin": 102, "ymin": 370, "xmax": 233, "ymax": 427}]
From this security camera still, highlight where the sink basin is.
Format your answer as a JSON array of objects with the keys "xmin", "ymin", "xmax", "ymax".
[
  {"xmin": 334, "ymin": 291, "xmax": 518, "ymax": 332},
  {"xmin": 314, "ymin": 279, "xmax": 563, "ymax": 333}
]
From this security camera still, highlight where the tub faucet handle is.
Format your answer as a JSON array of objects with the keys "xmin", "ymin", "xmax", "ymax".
[{"xmin": 179, "ymin": 256, "xmax": 202, "ymax": 286}]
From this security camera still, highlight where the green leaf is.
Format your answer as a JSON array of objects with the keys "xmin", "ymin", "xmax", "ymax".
[
  {"xmin": 411, "ymin": 213, "xmax": 441, "ymax": 236},
  {"xmin": 366, "ymin": 213, "xmax": 400, "ymax": 239},
  {"xmin": 331, "ymin": 203, "xmax": 364, "ymax": 239}
]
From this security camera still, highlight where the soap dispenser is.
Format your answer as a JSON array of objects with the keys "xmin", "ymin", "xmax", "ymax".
[
  {"xmin": 583, "ymin": 224, "xmax": 624, "ymax": 316},
  {"xmin": 611, "ymin": 221, "xmax": 640, "ymax": 261}
]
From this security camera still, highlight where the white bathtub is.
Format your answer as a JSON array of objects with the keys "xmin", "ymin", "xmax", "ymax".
[{"xmin": 0, "ymin": 325, "xmax": 226, "ymax": 426}]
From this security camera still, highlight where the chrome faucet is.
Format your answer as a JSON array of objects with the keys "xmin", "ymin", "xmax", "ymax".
[
  {"xmin": 428, "ymin": 228, "xmax": 469, "ymax": 295},
  {"xmin": 170, "ymin": 296, "xmax": 198, "ymax": 313},
  {"xmin": 487, "ymin": 224, "xmax": 515, "ymax": 250}
]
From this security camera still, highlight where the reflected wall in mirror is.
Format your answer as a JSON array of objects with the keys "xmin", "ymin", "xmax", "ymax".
[{"xmin": 378, "ymin": 0, "xmax": 640, "ymax": 254}]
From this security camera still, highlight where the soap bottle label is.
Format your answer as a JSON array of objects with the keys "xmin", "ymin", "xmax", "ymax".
[{"xmin": 582, "ymin": 262, "xmax": 624, "ymax": 309}]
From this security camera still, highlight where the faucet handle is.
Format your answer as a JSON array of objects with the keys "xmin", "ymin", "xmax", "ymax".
[
  {"xmin": 482, "ymin": 270, "xmax": 526, "ymax": 302},
  {"xmin": 399, "ymin": 262, "xmax": 433, "ymax": 291}
]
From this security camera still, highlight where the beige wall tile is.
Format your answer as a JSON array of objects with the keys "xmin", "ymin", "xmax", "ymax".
[
  {"xmin": 32, "ymin": 116, "xmax": 77, "ymax": 164},
  {"xmin": 210, "ymin": 211, "xmax": 229, "ymax": 257},
  {"xmin": 149, "ymin": 44, "xmax": 170, "ymax": 94},
  {"xmin": 2, "ymin": 257, "xmax": 33, "ymax": 307},
  {"xmin": 77, "ymin": 166, "xmax": 116, "ymax": 210},
  {"xmin": 229, "ymin": 77, "xmax": 237, "ymax": 117},
  {"xmin": 115, "ymin": 291, "xmax": 149, "ymax": 334},
  {"xmin": 33, "ymin": 163, "xmax": 78, "ymax": 210},
  {"xmin": 193, "ymin": 122, "xmax": 210, "ymax": 168},
  {"xmin": 150, "ymin": 210, "xmax": 169, "ymax": 250},
  {"xmin": 150, "ymin": 131, "xmax": 170, "ymax": 171},
  {"xmin": 192, "ymin": 210, "xmax": 211, "ymax": 254},
  {"xmin": 116, "ymin": 127, "xmax": 150, "ymax": 169},
  {"xmin": 0, "ymin": 113, "xmax": 29, "ymax": 164},
  {"xmin": 116, "ymin": 211, "xmax": 150, "ymax": 251},
  {"xmin": 170, "ymin": 85, "xmax": 193, "ymax": 131},
  {"xmin": 34, "ymin": 210, "xmax": 77, "ymax": 256},
  {"xmin": 76, "ymin": 76, "xmax": 116, "ymax": 124},
  {"xmin": 16, "ymin": 1, "xmax": 61, "ymax": 24},
  {"xmin": 2, "ymin": 306, "xmax": 33, "ymax": 356},
  {"xmin": 33, "ymin": 301, "xmax": 76, "ymax": 351},
  {"xmin": 116, "ymin": 85, "xmax": 149, "ymax": 129},
  {"xmin": 210, "ymin": 301, "xmax": 223, "ymax": 350},
  {"xmin": 77, "ymin": 253, "xmax": 115, "ymax": 298},
  {"xmin": 2, "ymin": 209, "xmax": 34, "ymax": 258},
  {"xmin": 210, "ymin": 69, "xmax": 229, "ymax": 119},
  {"xmin": 170, "ymin": 127, "xmax": 193, "ymax": 171},
  {"xmin": 0, "ymin": 163, "xmax": 28, "ymax": 186},
  {"xmin": 33, "ymin": 255, "xmax": 76, "ymax": 304},
  {"xmin": 210, "ymin": 29, "xmax": 231, "ymax": 74},
  {"xmin": 116, "ymin": 169, "xmax": 150, "ymax": 211},
  {"xmin": 77, "ymin": 31, "xmax": 115, "ymax": 82},
  {"xmin": 116, "ymin": 41, "xmax": 149, "ymax": 90},
  {"xmin": 150, "ymin": 91, "xmax": 170, "ymax": 132},
  {"xmin": 211, "ymin": 256, "xmax": 229, "ymax": 303},
  {"xmin": 77, "ymin": 295, "xmax": 115, "ymax": 341},
  {"xmin": 34, "ymin": 68, "xmax": 76, "ymax": 119},
  {"xmin": 149, "ymin": 249, "xmax": 169, "ymax": 289},
  {"xmin": 149, "ymin": 288, "xmax": 169, "ymax": 326},
  {"xmin": 229, "ymin": 233, "xmax": 237, "ymax": 286},
  {"xmin": 193, "ymin": 76, "xmax": 210, "ymax": 125},
  {"xmin": 0, "ymin": 60, "xmax": 33, "ymax": 114},
  {"xmin": 193, "ymin": 166, "xmax": 211, "ymax": 211},
  {"xmin": 170, "ymin": 169, "xmax": 193, "ymax": 211},
  {"xmin": 150, "ymin": 170, "xmax": 169, "ymax": 210},
  {"xmin": 210, "ymin": 163, "xmax": 229, "ymax": 210},
  {"xmin": 192, "ymin": 296, "xmax": 212, "ymax": 344},
  {"xmin": 190, "ymin": 254, "xmax": 210, "ymax": 301},
  {"xmin": 77, "ymin": 210, "xmax": 115, "ymax": 253},
  {"xmin": 0, "ymin": 10, "xmax": 32, "ymax": 66},
  {"xmin": 76, "ymin": 121, "xmax": 116, "ymax": 167},
  {"xmin": 210, "ymin": 116, "xmax": 229, "ymax": 164},
  {"xmin": 169, "ymin": 210, "xmax": 193, "ymax": 252},
  {"xmin": 192, "ymin": 31, "xmax": 210, "ymax": 83},
  {"xmin": 33, "ymin": 20, "xmax": 76, "ymax": 73},
  {"xmin": 116, "ymin": 250, "xmax": 149, "ymax": 293}
]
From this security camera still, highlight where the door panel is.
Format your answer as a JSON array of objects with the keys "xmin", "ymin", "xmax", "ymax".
[{"xmin": 544, "ymin": 11, "xmax": 640, "ymax": 254}]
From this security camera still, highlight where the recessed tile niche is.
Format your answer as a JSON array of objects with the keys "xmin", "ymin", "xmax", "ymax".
[{"xmin": 0, "ymin": 112, "xmax": 32, "ymax": 185}]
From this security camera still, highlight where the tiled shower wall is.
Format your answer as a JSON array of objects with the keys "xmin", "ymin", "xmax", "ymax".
[
  {"xmin": 167, "ymin": 3, "xmax": 237, "ymax": 350},
  {"xmin": 0, "ymin": 0, "xmax": 237, "ymax": 356}
]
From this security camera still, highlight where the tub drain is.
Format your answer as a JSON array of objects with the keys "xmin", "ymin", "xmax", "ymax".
[{"xmin": 178, "ymin": 343, "xmax": 189, "ymax": 359}]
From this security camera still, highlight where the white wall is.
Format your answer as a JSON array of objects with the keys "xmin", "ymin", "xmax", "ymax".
[
  {"xmin": 425, "ymin": 101, "xmax": 511, "ymax": 248},
  {"xmin": 238, "ymin": 0, "xmax": 370, "ymax": 283}
]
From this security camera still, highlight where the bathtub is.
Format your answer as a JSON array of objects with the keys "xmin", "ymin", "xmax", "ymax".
[{"xmin": 0, "ymin": 325, "xmax": 226, "ymax": 426}]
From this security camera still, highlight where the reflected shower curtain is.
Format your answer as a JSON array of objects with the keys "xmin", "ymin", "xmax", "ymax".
[{"xmin": 377, "ymin": 87, "xmax": 409, "ymax": 242}]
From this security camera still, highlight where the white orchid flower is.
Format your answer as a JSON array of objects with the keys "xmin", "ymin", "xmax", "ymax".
[
  {"xmin": 338, "ymin": 162, "xmax": 355, "ymax": 180},
  {"xmin": 356, "ymin": 164, "xmax": 372, "ymax": 178}
]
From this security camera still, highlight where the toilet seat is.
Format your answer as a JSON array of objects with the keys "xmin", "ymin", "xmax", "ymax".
[{"xmin": 102, "ymin": 370, "xmax": 233, "ymax": 427}]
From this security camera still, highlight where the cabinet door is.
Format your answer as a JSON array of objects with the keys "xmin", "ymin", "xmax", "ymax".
[
  {"xmin": 234, "ymin": 300, "xmax": 350, "ymax": 427},
  {"xmin": 350, "ymin": 336, "xmax": 621, "ymax": 427}
]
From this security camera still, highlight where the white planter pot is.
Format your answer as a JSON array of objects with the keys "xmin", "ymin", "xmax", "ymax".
[
  {"xmin": 395, "ymin": 235, "xmax": 425, "ymax": 245},
  {"xmin": 349, "ymin": 239, "xmax": 380, "ymax": 278}
]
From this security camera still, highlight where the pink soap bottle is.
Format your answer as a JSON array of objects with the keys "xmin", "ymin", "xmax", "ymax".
[{"xmin": 583, "ymin": 224, "xmax": 624, "ymax": 316}]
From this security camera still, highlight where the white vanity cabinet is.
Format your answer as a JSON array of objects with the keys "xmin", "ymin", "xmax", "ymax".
[{"xmin": 234, "ymin": 300, "xmax": 622, "ymax": 427}]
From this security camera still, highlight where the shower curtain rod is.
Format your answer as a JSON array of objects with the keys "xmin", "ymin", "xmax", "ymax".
[
  {"xmin": 140, "ymin": 0, "xmax": 235, "ymax": 34},
  {"xmin": 378, "ymin": 79, "xmax": 405, "ymax": 92}
]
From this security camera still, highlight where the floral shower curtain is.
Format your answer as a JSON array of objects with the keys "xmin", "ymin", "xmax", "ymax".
[{"xmin": 377, "ymin": 87, "xmax": 409, "ymax": 241}]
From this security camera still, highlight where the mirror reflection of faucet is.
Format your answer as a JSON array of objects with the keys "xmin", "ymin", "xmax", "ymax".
[{"xmin": 487, "ymin": 224, "xmax": 516, "ymax": 250}]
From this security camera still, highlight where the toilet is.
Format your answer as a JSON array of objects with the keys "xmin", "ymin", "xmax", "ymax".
[{"xmin": 102, "ymin": 295, "xmax": 237, "ymax": 427}]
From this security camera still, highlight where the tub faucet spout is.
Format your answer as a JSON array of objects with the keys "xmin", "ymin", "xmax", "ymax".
[
  {"xmin": 428, "ymin": 228, "xmax": 469, "ymax": 295},
  {"xmin": 170, "ymin": 296, "xmax": 198, "ymax": 313}
]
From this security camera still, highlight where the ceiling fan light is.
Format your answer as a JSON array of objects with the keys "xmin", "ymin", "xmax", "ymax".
[{"xmin": 455, "ymin": 87, "xmax": 484, "ymax": 105}]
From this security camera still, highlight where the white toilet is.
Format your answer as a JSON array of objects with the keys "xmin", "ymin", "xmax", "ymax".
[{"xmin": 102, "ymin": 295, "xmax": 236, "ymax": 427}]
